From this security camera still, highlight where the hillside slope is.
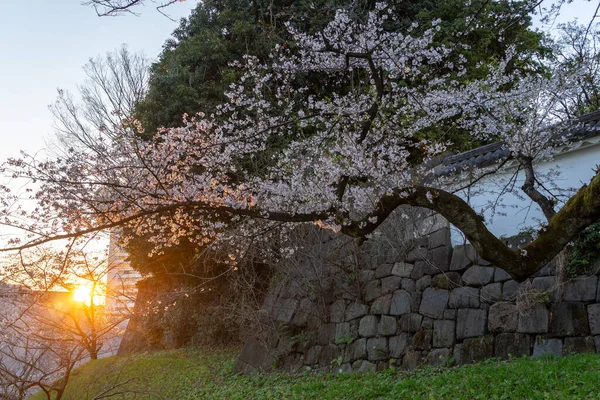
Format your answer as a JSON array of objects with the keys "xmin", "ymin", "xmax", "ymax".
[{"xmin": 30, "ymin": 348, "xmax": 600, "ymax": 399}]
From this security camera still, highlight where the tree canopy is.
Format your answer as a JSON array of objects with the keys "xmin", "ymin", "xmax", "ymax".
[{"xmin": 135, "ymin": 0, "xmax": 546, "ymax": 151}]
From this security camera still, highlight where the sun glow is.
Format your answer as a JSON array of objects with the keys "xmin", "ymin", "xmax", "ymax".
[{"xmin": 73, "ymin": 286, "xmax": 92, "ymax": 303}]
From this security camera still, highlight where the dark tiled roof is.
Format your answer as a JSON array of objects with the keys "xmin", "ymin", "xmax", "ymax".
[{"xmin": 437, "ymin": 110, "xmax": 600, "ymax": 176}]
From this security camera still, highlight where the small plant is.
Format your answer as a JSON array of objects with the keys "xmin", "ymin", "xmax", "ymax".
[
  {"xmin": 567, "ymin": 221, "xmax": 600, "ymax": 277},
  {"xmin": 334, "ymin": 335, "xmax": 354, "ymax": 345},
  {"xmin": 515, "ymin": 281, "xmax": 552, "ymax": 314},
  {"xmin": 331, "ymin": 355, "xmax": 344, "ymax": 367}
]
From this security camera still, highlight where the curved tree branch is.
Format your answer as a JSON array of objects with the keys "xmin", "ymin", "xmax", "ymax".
[{"xmin": 518, "ymin": 156, "xmax": 556, "ymax": 221}]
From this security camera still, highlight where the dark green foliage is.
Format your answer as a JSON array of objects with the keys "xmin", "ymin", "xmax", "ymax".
[
  {"xmin": 567, "ymin": 221, "xmax": 600, "ymax": 277},
  {"xmin": 136, "ymin": 0, "xmax": 547, "ymax": 147},
  {"xmin": 134, "ymin": 0, "xmax": 286, "ymax": 134}
]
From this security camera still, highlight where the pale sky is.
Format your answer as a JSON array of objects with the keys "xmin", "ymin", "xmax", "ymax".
[{"xmin": 0, "ymin": 1, "xmax": 197, "ymax": 162}]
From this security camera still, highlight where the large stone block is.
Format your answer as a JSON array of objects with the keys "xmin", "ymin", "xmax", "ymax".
[
  {"xmin": 417, "ymin": 212, "xmax": 448, "ymax": 236},
  {"xmin": 443, "ymin": 309, "xmax": 457, "ymax": 320},
  {"xmin": 588, "ymin": 304, "xmax": 600, "ymax": 335},
  {"xmin": 410, "ymin": 261, "xmax": 428, "ymax": 280},
  {"xmin": 330, "ymin": 300, "xmax": 346, "ymax": 323},
  {"xmin": 456, "ymin": 309, "xmax": 487, "ymax": 340},
  {"xmin": 389, "ymin": 333, "xmax": 409, "ymax": 358},
  {"xmin": 564, "ymin": 336, "xmax": 596, "ymax": 355},
  {"xmin": 428, "ymin": 348, "xmax": 451, "ymax": 366},
  {"xmin": 392, "ymin": 262, "xmax": 414, "ymax": 278},
  {"xmin": 353, "ymin": 359, "xmax": 376, "ymax": 373},
  {"xmin": 406, "ymin": 247, "xmax": 428, "ymax": 263},
  {"xmin": 283, "ymin": 354, "xmax": 304, "ymax": 374},
  {"xmin": 411, "ymin": 292, "xmax": 423, "ymax": 312},
  {"xmin": 304, "ymin": 345, "xmax": 322, "ymax": 365},
  {"xmin": 335, "ymin": 323, "xmax": 352, "ymax": 343},
  {"xmin": 449, "ymin": 287, "xmax": 480, "ymax": 308},
  {"xmin": 360, "ymin": 269, "xmax": 375, "ymax": 283},
  {"xmin": 375, "ymin": 263, "xmax": 394, "ymax": 279},
  {"xmin": 293, "ymin": 298, "xmax": 317, "ymax": 327},
  {"xmin": 378, "ymin": 315, "xmax": 397, "ymax": 336},
  {"xmin": 318, "ymin": 323, "xmax": 336, "ymax": 345},
  {"xmin": 419, "ymin": 288, "xmax": 449, "ymax": 319},
  {"xmin": 319, "ymin": 344, "xmax": 341, "ymax": 365},
  {"xmin": 502, "ymin": 280, "xmax": 521, "ymax": 301},
  {"xmin": 345, "ymin": 302, "xmax": 369, "ymax": 321},
  {"xmin": 363, "ymin": 280, "xmax": 381, "ymax": 303},
  {"xmin": 450, "ymin": 245, "xmax": 477, "ymax": 271},
  {"xmin": 358, "ymin": 315, "xmax": 378, "ymax": 337},
  {"xmin": 481, "ymin": 283, "xmax": 503, "ymax": 303},
  {"xmin": 412, "ymin": 329, "xmax": 433, "ymax": 350},
  {"xmin": 531, "ymin": 277, "xmax": 559, "ymax": 303},
  {"xmin": 274, "ymin": 298, "xmax": 298, "ymax": 323},
  {"xmin": 416, "ymin": 276, "xmax": 432, "ymax": 291},
  {"xmin": 494, "ymin": 268, "xmax": 512, "ymax": 282},
  {"xmin": 349, "ymin": 320, "xmax": 359, "ymax": 338},
  {"xmin": 371, "ymin": 294, "xmax": 392, "ymax": 315},
  {"xmin": 367, "ymin": 337, "xmax": 388, "ymax": 361},
  {"xmin": 280, "ymin": 279, "xmax": 303, "ymax": 298},
  {"xmin": 352, "ymin": 338, "xmax": 367, "ymax": 360},
  {"xmin": 488, "ymin": 302, "xmax": 518, "ymax": 333},
  {"xmin": 433, "ymin": 320, "xmax": 455, "ymax": 348},
  {"xmin": 428, "ymin": 227, "xmax": 451, "ymax": 249},
  {"xmin": 431, "ymin": 272, "xmax": 462, "ymax": 289},
  {"xmin": 421, "ymin": 317, "xmax": 432, "ymax": 330},
  {"xmin": 533, "ymin": 337, "xmax": 562, "ymax": 357},
  {"xmin": 390, "ymin": 290, "xmax": 412, "ymax": 316},
  {"xmin": 534, "ymin": 261, "xmax": 556, "ymax": 277},
  {"xmin": 462, "ymin": 266, "xmax": 495, "ymax": 286},
  {"xmin": 563, "ymin": 276, "xmax": 598, "ymax": 302},
  {"xmin": 338, "ymin": 363, "xmax": 352, "ymax": 373},
  {"xmin": 517, "ymin": 304, "xmax": 549, "ymax": 334},
  {"xmin": 453, "ymin": 343, "xmax": 462, "ymax": 365},
  {"xmin": 382, "ymin": 276, "xmax": 402, "ymax": 293},
  {"xmin": 494, "ymin": 333, "xmax": 531, "ymax": 360},
  {"xmin": 427, "ymin": 246, "xmax": 452, "ymax": 272},
  {"xmin": 549, "ymin": 302, "xmax": 590, "ymax": 336},
  {"xmin": 403, "ymin": 349, "xmax": 422, "ymax": 370},
  {"xmin": 402, "ymin": 278, "xmax": 416, "ymax": 293},
  {"xmin": 461, "ymin": 336, "xmax": 494, "ymax": 364},
  {"xmin": 400, "ymin": 313, "xmax": 423, "ymax": 332}
]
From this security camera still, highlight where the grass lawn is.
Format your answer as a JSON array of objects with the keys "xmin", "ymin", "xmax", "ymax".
[{"xmin": 30, "ymin": 348, "xmax": 600, "ymax": 399}]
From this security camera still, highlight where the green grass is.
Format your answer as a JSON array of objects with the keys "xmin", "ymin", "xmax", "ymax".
[{"xmin": 30, "ymin": 348, "xmax": 600, "ymax": 399}]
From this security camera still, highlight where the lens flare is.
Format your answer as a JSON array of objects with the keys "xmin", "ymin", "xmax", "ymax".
[{"xmin": 73, "ymin": 286, "xmax": 92, "ymax": 303}]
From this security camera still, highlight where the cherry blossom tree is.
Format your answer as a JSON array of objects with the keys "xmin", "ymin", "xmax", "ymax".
[{"xmin": 2, "ymin": 3, "xmax": 599, "ymax": 281}]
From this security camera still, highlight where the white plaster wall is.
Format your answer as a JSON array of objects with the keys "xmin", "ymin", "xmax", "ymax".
[{"xmin": 451, "ymin": 138, "xmax": 600, "ymax": 244}]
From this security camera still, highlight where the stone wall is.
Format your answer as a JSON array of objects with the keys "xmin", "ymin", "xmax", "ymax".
[{"xmin": 234, "ymin": 207, "xmax": 600, "ymax": 374}]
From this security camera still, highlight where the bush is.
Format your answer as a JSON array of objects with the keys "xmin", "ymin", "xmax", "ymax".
[{"xmin": 567, "ymin": 221, "xmax": 600, "ymax": 276}]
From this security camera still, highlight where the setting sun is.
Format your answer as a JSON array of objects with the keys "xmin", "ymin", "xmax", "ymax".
[{"xmin": 73, "ymin": 286, "xmax": 92, "ymax": 303}]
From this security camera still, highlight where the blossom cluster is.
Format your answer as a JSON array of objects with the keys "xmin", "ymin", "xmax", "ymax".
[{"xmin": 0, "ymin": 2, "xmax": 585, "ymax": 258}]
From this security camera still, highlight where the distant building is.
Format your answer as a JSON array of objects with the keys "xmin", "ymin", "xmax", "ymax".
[
  {"xmin": 106, "ymin": 233, "xmax": 142, "ymax": 315},
  {"xmin": 437, "ymin": 111, "xmax": 600, "ymax": 243}
]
